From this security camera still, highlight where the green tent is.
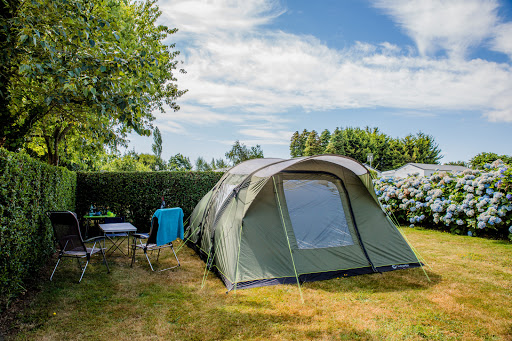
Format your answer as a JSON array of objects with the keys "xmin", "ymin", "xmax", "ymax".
[{"xmin": 186, "ymin": 155, "xmax": 421, "ymax": 290}]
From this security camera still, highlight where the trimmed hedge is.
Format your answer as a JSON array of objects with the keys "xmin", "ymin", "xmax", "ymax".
[
  {"xmin": 76, "ymin": 171, "xmax": 223, "ymax": 232},
  {"xmin": 0, "ymin": 149, "xmax": 76, "ymax": 303}
]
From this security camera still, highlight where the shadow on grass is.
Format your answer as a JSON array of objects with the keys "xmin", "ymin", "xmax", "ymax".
[{"xmin": 302, "ymin": 268, "xmax": 441, "ymax": 294}]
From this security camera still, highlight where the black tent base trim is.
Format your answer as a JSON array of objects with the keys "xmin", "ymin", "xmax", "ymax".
[
  {"xmin": 186, "ymin": 239, "xmax": 422, "ymax": 291},
  {"xmin": 222, "ymin": 262, "xmax": 423, "ymax": 291}
]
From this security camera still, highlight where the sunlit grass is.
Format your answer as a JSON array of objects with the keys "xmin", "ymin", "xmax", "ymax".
[{"xmin": 10, "ymin": 228, "xmax": 512, "ymax": 340}]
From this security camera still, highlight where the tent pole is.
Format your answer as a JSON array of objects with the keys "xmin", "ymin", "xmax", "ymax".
[
  {"xmin": 175, "ymin": 211, "xmax": 203, "ymax": 254},
  {"xmin": 234, "ymin": 223, "xmax": 244, "ymax": 294},
  {"xmin": 272, "ymin": 176, "xmax": 304, "ymax": 304}
]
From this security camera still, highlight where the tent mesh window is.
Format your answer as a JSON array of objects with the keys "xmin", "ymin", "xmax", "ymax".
[{"xmin": 283, "ymin": 178, "xmax": 354, "ymax": 249}]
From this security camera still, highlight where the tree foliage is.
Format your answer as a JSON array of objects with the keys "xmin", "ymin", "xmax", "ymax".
[
  {"xmin": 225, "ymin": 140, "xmax": 264, "ymax": 166},
  {"xmin": 195, "ymin": 156, "xmax": 212, "ymax": 171},
  {"xmin": 303, "ymin": 130, "xmax": 323, "ymax": 156},
  {"xmin": 469, "ymin": 152, "xmax": 512, "ymax": 169},
  {"xmin": 290, "ymin": 127, "xmax": 443, "ymax": 171},
  {"xmin": 152, "ymin": 126, "xmax": 162, "ymax": 158},
  {"xmin": 168, "ymin": 153, "xmax": 192, "ymax": 171},
  {"xmin": 0, "ymin": 0, "xmax": 186, "ymax": 166},
  {"xmin": 290, "ymin": 129, "xmax": 309, "ymax": 157}
]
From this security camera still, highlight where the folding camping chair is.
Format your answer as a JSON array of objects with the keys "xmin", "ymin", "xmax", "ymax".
[
  {"xmin": 130, "ymin": 211, "xmax": 181, "ymax": 272},
  {"xmin": 47, "ymin": 211, "xmax": 110, "ymax": 283}
]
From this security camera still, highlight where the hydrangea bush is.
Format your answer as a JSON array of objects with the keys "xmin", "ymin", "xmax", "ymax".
[{"xmin": 373, "ymin": 160, "xmax": 512, "ymax": 240}]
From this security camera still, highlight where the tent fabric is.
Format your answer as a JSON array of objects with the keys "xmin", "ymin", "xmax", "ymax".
[{"xmin": 185, "ymin": 155, "xmax": 421, "ymax": 290}]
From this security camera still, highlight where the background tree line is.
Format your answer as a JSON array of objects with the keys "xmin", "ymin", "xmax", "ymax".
[
  {"xmin": 290, "ymin": 127, "xmax": 442, "ymax": 171},
  {"xmin": 95, "ymin": 135, "xmax": 263, "ymax": 172}
]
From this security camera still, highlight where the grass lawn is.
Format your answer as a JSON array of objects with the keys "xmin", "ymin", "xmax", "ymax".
[{"xmin": 5, "ymin": 228, "xmax": 512, "ymax": 340}]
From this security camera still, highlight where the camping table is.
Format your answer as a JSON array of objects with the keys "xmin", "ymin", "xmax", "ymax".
[{"xmin": 99, "ymin": 222, "xmax": 137, "ymax": 256}]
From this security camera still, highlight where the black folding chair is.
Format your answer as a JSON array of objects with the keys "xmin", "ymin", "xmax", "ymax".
[
  {"xmin": 47, "ymin": 211, "xmax": 110, "ymax": 283},
  {"xmin": 130, "ymin": 216, "xmax": 180, "ymax": 271}
]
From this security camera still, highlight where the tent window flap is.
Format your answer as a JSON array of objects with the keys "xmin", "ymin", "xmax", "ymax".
[{"xmin": 283, "ymin": 178, "xmax": 354, "ymax": 249}]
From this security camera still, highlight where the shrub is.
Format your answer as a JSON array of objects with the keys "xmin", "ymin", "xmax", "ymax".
[
  {"xmin": 76, "ymin": 171, "xmax": 223, "ymax": 232},
  {"xmin": 0, "ymin": 149, "xmax": 76, "ymax": 303},
  {"xmin": 374, "ymin": 160, "xmax": 512, "ymax": 240}
]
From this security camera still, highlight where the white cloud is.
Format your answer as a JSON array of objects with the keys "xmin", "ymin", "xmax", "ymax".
[
  {"xmin": 491, "ymin": 22, "xmax": 512, "ymax": 59},
  {"xmin": 159, "ymin": 0, "xmax": 284, "ymax": 37},
  {"xmin": 238, "ymin": 129, "xmax": 294, "ymax": 145},
  {"xmin": 372, "ymin": 0, "xmax": 500, "ymax": 58},
  {"xmin": 159, "ymin": 0, "xmax": 512, "ymax": 131}
]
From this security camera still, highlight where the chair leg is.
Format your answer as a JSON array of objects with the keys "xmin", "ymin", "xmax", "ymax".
[
  {"xmin": 100, "ymin": 248, "xmax": 110, "ymax": 274},
  {"xmin": 131, "ymin": 245, "xmax": 137, "ymax": 267},
  {"xmin": 144, "ymin": 248, "xmax": 155, "ymax": 271},
  {"xmin": 156, "ymin": 248, "xmax": 161, "ymax": 261},
  {"xmin": 50, "ymin": 257, "xmax": 62, "ymax": 281},
  {"xmin": 78, "ymin": 260, "xmax": 90, "ymax": 283},
  {"xmin": 170, "ymin": 243, "xmax": 181, "ymax": 267}
]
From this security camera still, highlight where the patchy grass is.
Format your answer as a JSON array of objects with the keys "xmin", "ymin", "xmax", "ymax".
[{"xmin": 4, "ymin": 228, "xmax": 512, "ymax": 340}]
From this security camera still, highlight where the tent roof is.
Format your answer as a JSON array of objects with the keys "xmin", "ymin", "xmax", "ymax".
[{"xmin": 227, "ymin": 155, "xmax": 369, "ymax": 178}]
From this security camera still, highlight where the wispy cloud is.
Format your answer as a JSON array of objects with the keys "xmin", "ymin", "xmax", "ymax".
[
  {"xmin": 372, "ymin": 0, "xmax": 500, "ymax": 58},
  {"xmin": 159, "ymin": 0, "xmax": 512, "ymax": 132},
  {"xmin": 491, "ymin": 22, "xmax": 512, "ymax": 59}
]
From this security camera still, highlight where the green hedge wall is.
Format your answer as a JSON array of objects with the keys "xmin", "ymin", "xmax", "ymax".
[
  {"xmin": 76, "ymin": 171, "xmax": 223, "ymax": 233},
  {"xmin": 0, "ymin": 149, "xmax": 76, "ymax": 302}
]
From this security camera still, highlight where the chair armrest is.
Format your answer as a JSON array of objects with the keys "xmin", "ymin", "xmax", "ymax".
[
  {"xmin": 132, "ymin": 233, "xmax": 149, "ymax": 239},
  {"xmin": 84, "ymin": 236, "xmax": 105, "ymax": 243}
]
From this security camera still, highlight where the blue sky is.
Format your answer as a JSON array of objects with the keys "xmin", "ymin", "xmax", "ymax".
[{"xmin": 127, "ymin": 0, "xmax": 512, "ymax": 167}]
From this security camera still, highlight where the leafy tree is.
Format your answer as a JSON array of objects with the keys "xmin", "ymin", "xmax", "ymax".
[
  {"xmin": 225, "ymin": 140, "xmax": 264, "ymax": 165},
  {"xmin": 0, "ymin": 0, "xmax": 20, "ymax": 128},
  {"xmin": 210, "ymin": 158, "xmax": 229, "ymax": 170},
  {"xmin": 290, "ymin": 126, "xmax": 442, "ymax": 171},
  {"xmin": 290, "ymin": 129, "xmax": 310, "ymax": 157},
  {"xmin": 195, "ymin": 157, "xmax": 212, "ymax": 171},
  {"xmin": 400, "ymin": 132, "xmax": 442, "ymax": 165},
  {"xmin": 168, "ymin": 153, "xmax": 192, "ymax": 171},
  {"xmin": 289, "ymin": 131, "xmax": 302, "ymax": 158},
  {"xmin": 470, "ymin": 152, "xmax": 512, "ymax": 169},
  {"xmin": 1, "ymin": 0, "xmax": 186, "ymax": 166},
  {"xmin": 100, "ymin": 152, "xmax": 151, "ymax": 172},
  {"xmin": 152, "ymin": 126, "xmax": 162, "ymax": 158},
  {"xmin": 303, "ymin": 130, "xmax": 323, "ymax": 156},
  {"xmin": 319, "ymin": 129, "xmax": 331, "ymax": 150},
  {"xmin": 342, "ymin": 127, "xmax": 365, "ymax": 161},
  {"xmin": 324, "ymin": 127, "xmax": 345, "ymax": 155},
  {"xmin": 138, "ymin": 153, "xmax": 166, "ymax": 171}
]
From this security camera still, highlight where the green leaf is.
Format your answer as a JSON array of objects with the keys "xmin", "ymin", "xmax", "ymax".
[
  {"xmin": 89, "ymin": 39, "xmax": 95, "ymax": 47},
  {"xmin": 20, "ymin": 35, "xmax": 28, "ymax": 43},
  {"xmin": 100, "ymin": 65, "xmax": 107, "ymax": 73}
]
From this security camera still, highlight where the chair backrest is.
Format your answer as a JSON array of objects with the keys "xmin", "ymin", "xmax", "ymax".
[
  {"xmin": 47, "ymin": 211, "xmax": 86, "ymax": 253},
  {"xmin": 147, "ymin": 216, "xmax": 160, "ymax": 244}
]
